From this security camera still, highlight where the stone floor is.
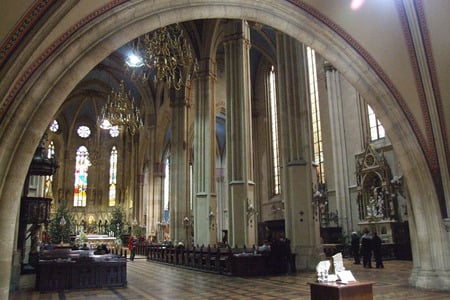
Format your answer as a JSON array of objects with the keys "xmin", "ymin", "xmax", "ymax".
[{"xmin": 11, "ymin": 257, "xmax": 450, "ymax": 299}]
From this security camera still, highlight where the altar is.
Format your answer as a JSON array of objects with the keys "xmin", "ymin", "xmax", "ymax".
[{"xmin": 81, "ymin": 234, "xmax": 117, "ymax": 249}]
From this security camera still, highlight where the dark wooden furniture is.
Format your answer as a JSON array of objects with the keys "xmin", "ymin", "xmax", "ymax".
[
  {"xmin": 309, "ymin": 281, "xmax": 374, "ymax": 300},
  {"xmin": 146, "ymin": 244, "xmax": 296, "ymax": 276},
  {"xmin": 229, "ymin": 254, "xmax": 267, "ymax": 276},
  {"xmin": 36, "ymin": 251, "xmax": 126, "ymax": 291}
]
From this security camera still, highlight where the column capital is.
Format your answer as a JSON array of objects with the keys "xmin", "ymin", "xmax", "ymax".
[
  {"xmin": 169, "ymin": 88, "xmax": 190, "ymax": 107},
  {"xmin": 323, "ymin": 60, "xmax": 336, "ymax": 72},
  {"xmin": 222, "ymin": 20, "xmax": 250, "ymax": 43},
  {"xmin": 196, "ymin": 57, "xmax": 216, "ymax": 79}
]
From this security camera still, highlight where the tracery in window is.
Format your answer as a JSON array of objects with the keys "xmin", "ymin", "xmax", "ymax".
[
  {"xmin": 269, "ymin": 66, "xmax": 281, "ymax": 195},
  {"xmin": 74, "ymin": 145, "xmax": 90, "ymax": 207},
  {"xmin": 307, "ymin": 47, "xmax": 325, "ymax": 183},
  {"xmin": 49, "ymin": 120, "xmax": 59, "ymax": 133},
  {"xmin": 109, "ymin": 146, "xmax": 118, "ymax": 206},
  {"xmin": 77, "ymin": 125, "xmax": 91, "ymax": 138},
  {"xmin": 109, "ymin": 125, "xmax": 119, "ymax": 138},
  {"xmin": 368, "ymin": 105, "xmax": 385, "ymax": 141}
]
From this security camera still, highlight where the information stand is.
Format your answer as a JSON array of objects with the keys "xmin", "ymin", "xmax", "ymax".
[{"xmin": 309, "ymin": 281, "xmax": 374, "ymax": 300}]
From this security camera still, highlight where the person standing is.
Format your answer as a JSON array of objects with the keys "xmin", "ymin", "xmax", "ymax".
[
  {"xmin": 128, "ymin": 235, "xmax": 137, "ymax": 261},
  {"xmin": 272, "ymin": 233, "xmax": 292, "ymax": 274},
  {"xmin": 372, "ymin": 231, "xmax": 384, "ymax": 268},
  {"xmin": 360, "ymin": 229, "xmax": 372, "ymax": 268},
  {"xmin": 351, "ymin": 232, "xmax": 361, "ymax": 265},
  {"xmin": 281, "ymin": 233, "xmax": 292, "ymax": 274}
]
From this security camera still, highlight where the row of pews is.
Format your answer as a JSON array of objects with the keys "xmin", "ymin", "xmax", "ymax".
[{"xmin": 143, "ymin": 243, "xmax": 295, "ymax": 276}]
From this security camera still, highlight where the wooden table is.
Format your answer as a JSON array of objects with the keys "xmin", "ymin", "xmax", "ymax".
[{"xmin": 309, "ymin": 281, "xmax": 374, "ymax": 300}]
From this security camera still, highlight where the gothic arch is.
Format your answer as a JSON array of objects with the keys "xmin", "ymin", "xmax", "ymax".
[{"xmin": 0, "ymin": 1, "xmax": 447, "ymax": 296}]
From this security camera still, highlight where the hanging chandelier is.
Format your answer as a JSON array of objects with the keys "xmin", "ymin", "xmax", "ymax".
[
  {"xmin": 125, "ymin": 23, "xmax": 197, "ymax": 90},
  {"xmin": 98, "ymin": 81, "xmax": 143, "ymax": 135}
]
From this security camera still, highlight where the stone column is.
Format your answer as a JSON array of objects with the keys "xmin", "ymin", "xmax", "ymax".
[
  {"xmin": 276, "ymin": 33, "xmax": 320, "ymax": 270},
  {"xmin": 169, "ymin": 89, "xmax": 190, "ymax": 245},
  {"xmin": 193, "ymin": 58, "xmax": 217, "ymax": 247},
  {"xmin": 223, "ymin": 20, "xmax": 256, "ymax": 248},
  {"xmin": 132, "ymin": 134, "xmax": 142, "ymax": 230},
  {"xmin": 216, "ymin": 167, "xmax": 228, "ymax": 241},
  {"xmin": 135, "ymin": 173, "xmax": 144, "ymax": 230},
  {"xmin": 144, "ymin": 122, "xmax": 162, "ymax": 242},
  {"xmin": 324, "ymin": 62, "xmax": 352, "ymax": 233},
  {"xmin": 149, "ymin": 162, "xmax": 164, "ymax": 241}
]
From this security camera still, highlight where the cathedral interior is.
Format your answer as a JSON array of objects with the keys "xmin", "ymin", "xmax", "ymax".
[{"xmin": 0, "ymin": 1, "xmax": 449, "ymax": 299}]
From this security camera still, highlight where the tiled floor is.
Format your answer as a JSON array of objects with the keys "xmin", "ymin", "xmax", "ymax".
[{"xmin": 12, "ymin": 257, "xmax": 450, "ymax": 299}]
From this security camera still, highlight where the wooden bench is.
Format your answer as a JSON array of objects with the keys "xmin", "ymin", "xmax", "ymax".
[{"xmin": 145, "ymin": 244, "xmax": 293, "ymax": 276}]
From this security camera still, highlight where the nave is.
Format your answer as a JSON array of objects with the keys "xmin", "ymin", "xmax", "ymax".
[{"xmin": 12, "ymin": 258, "xmax": 450, "ymax": 299}]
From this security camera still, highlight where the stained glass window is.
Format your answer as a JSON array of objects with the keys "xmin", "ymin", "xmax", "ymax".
[
  {"xmin": 109, "ymin": 146, "xmax": 118, "ymax": 206},
  {"xmin": 47, "ymin": 140, "xmax": 55, "ymax": 159},
  {"xmin": 110, "ymin": 125, "xmax": 119, "ymax": 138},
  {"xmin": 77, "ymin": 125, "xmax": 91, "ymax": 138},
  {"xmin": 49, "ymin": 120, "xmax": 59, "ymax": 132},
  {"xmin": 44, "ymin": 141, "xmax": 55, "ymax": 197},
  {"xmin": 163, "ymin": 157, "xmax": 170, "ymax": 223},
  {"xmin": 74, "ymin": 145, "xmax": 90, "ymax": 207}
]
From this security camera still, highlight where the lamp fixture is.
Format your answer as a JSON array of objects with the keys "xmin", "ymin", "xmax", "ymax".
[
  {"xmin": 98, "ymin": 80, "xmax": 143, "ymax": 135},
  {"xmin": 125, "ymin": 23, "xmax": 197, "ymax": 90}
]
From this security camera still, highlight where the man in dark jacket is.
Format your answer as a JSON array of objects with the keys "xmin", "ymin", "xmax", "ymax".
[
  {"xmin": 351, "ymin": 232, "xmax": 361, "ymax": 264},
  {"xmin": 372, "ymin": 232, "xmax": 384, "ymax": 268},
  {"xmin": 360, "ymin": 229, "xmax": 372, "ymax": 268}
]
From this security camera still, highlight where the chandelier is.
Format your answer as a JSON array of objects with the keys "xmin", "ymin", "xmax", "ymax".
[
  {"xmin": 98, "ymin": 81, "xmax": 143, "ymax": 135},
  {"xmin": 125, "ymin": 23, "xmax": 197, "ymax": 90}
]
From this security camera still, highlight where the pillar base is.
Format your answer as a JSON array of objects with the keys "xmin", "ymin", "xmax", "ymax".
[
  {"xmin": 294, "ymin": 244, "xmax": 323, "ymax": 271},
  {"xmin": 410, "ymin": 267, "xmax": 450, "ymax": 291}
]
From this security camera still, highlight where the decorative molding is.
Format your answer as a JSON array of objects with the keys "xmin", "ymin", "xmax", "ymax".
[
  {"xmin": 414, "ymin": 0, "xmax": 448, "ymax": 168},
  {"xmin": 398, "ymin": 0, "xmax": 448, "ymax": 214},
  {"xmin": 396, "ymin": 0, "xmax": 436, "ymax": 168},
  {"xmin": 0, "ymin": 0, "xmax": 127, "ymax": 122},
  {"xmin": 0, "ymin": 0, "xmax": 56, "ymax": 67}
]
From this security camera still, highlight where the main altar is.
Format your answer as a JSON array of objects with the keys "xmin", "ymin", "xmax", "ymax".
[{"xmin": 79, "ymin": 234, "xmax": 117, "ymax": 249}]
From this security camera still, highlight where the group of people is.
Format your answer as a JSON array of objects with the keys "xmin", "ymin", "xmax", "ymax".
[{"xmin": 351, "ymin": 229, "xmax": 384, "ymax": 269}]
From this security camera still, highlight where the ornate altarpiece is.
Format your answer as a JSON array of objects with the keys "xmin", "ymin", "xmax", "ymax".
[{"xmin": 355, "ymin": 145, "xmax": 399, "ymax": 243}]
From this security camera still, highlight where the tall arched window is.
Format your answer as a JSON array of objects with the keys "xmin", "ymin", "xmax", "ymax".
[
  {"xmin": 368, "ymin": 105, "xmax": 385, "ymax": 141},
  {"xmin": 163, "ymin": 157, "xmax": 170, "ymax": 223},
  {"xmin": 109, "ymin": 146, "xmax": 118, "ymax": 206},
  {"xmin": 44, "ymin": 141, "xmax": 55, "ymax": 197},
  {"xmin": 269, "ymin": 66, "xmax": 281, "ymax": 195},
  {"xmin": 307, "ymin": 47, "xmax": 325, "ymax": 183},
  {"xmin": 74, "ymin": 145, "xmax": 90, "ymax": 207}
]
